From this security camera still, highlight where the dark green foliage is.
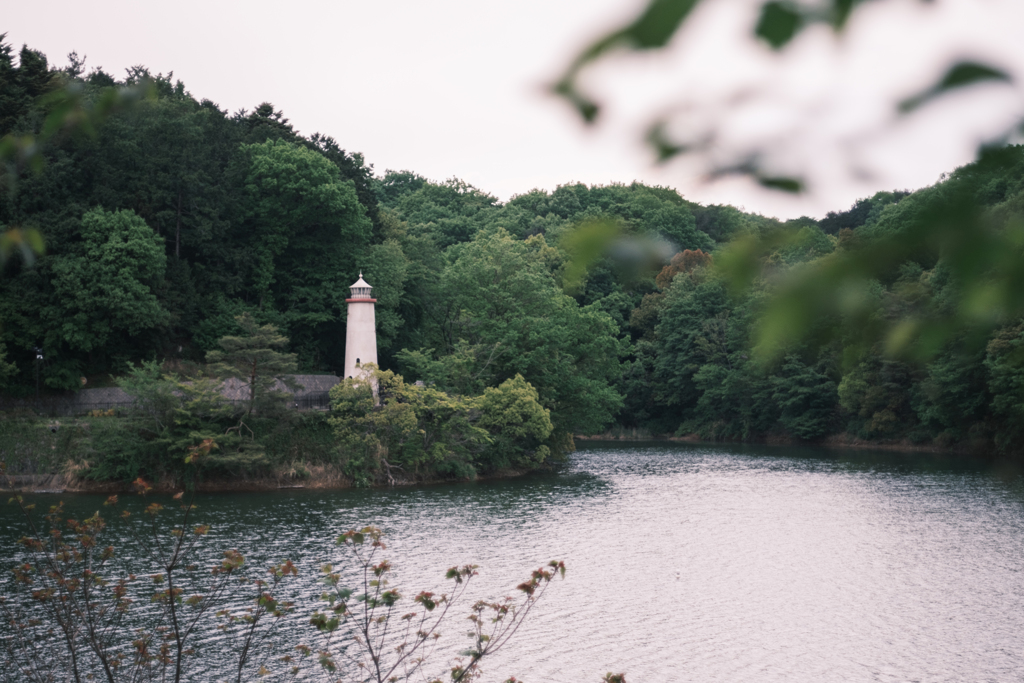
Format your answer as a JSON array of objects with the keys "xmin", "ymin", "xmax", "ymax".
[
  {"xmin": 984, "ymin": 324, "xmax": 1024, "ymax": 452},
  {"xmin": 0, "ymin": 37, "xmax": 55, "ymax": 134},
  {"xmin": 756, "ymin": 2, "xmax": 804, "ymax": 50},
  {"xmin": 7, "ymin": 37, "xmax": 1024, "ymax": 461},
  {"xmin": 838, "ymin": 356, "xmax": 919, "ymax": 439},
  {"xmin": 771, "ymin": 355, "xmax": 837, "ymax": 440},
  {"xmin": 819, "ymin": 191, "xmax": 910, "ymax": 235},
  {"xmin": 46, "ymin": 208, "xmax": 169, "ymax": 352},
  {"xmin": 653, "ymin": 276, "xmax": 731, "ymax": 410}
]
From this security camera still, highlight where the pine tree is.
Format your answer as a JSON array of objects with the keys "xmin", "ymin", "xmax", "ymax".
[{"xmin": 206, "ymin": 312, "xmax": 298, "ymax": 420}]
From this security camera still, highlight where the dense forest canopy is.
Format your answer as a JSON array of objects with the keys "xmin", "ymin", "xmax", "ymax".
[{"xmin": 4, "ymin": 36, "xmax": 1024, "ymax": 456}]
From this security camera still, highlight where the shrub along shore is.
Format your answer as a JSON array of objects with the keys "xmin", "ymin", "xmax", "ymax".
[
  {"xmin": 0, "ymin": 404, "xmax": 553, "ymax": 494},
  {"xmin": 2, "ymin": 408, "xmax": 990, "ymax": 496}
]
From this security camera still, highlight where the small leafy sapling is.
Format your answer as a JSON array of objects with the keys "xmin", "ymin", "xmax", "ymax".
[
  {"xmin": 308, "ymin": 526, "xmax": 568, "ymax": 683},
  {"xmin": 310, "ymin": 526, "xmax": 473, "ymax": 682},
  {"xmin": 0, "ymin": 450, "xmax": 301, "ymax": 683},
  {"xmin": 217, "ymin": 559, "xmax": 299, "ymax": 682},
  {"xmin": 450, "ymin": 559, "xmax": 566, "ymax": 683},
  {"xmin": 1, "ymin": 457, "xmax": 143, "ymax": 683}
]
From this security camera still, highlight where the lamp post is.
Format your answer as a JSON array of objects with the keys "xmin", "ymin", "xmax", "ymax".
[{"xmin": 34, "ymin": 346, "xmax": 43, "ymax": 400}]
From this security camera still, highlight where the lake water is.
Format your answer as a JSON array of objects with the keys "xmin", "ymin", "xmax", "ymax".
[{"xmin": 3, "ymin": 441, "xmax": 1024, "ymax": 682}]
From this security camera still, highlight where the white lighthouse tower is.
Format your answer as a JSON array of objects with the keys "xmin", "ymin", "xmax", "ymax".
[{"xmin": 343, "ymin": 273, "xmax": 378, "ymax": 380}]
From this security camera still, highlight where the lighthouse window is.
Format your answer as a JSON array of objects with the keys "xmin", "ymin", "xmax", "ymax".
[{"xmin": 356, "ymin": 358, "xmax": 360, "ymax": 364}]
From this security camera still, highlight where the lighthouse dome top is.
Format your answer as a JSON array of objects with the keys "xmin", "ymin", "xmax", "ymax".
[{"xmin": 349, "ymin": 272, "xmax": 373, "ymax": 299}]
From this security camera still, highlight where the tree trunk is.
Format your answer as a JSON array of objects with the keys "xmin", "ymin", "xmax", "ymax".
[{"xmin": 175, "ymin": 189, "xmax": 183, "ymax": 259}]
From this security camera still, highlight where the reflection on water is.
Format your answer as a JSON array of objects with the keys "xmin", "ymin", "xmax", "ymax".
[{"xmin": 3, "ymin": 442, "xmax": 1024, "ymax": 682}]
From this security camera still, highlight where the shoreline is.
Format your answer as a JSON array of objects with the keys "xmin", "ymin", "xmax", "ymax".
[
  {"xmin": 575, "ymin": 431, "xmax": 990, "ymax": 456},
  {"xmin": 0, "ymin": 463, "xmax": 538, "ymax": 495},
  {"xmin": 3, "ymin": 434, "xmax": 996, "ymax": 495}
]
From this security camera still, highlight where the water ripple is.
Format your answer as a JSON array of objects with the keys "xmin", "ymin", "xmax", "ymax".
[{"xmin": 3, "ymin": 442, "xmax": 1023, "ymax": 682}]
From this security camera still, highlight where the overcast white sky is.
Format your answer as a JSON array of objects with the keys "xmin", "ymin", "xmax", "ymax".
[{"xmin": 6, "ymin": 0, "xmax": 1024, "ymax": 218}]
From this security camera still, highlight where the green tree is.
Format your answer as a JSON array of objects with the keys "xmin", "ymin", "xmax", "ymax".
[
  {"xmin": 412, "ymin": 229, "xmax": 624, "ymax": 441},
  {"xmin": 233, "ymin": 138, "xmax": 372, "ymax": 369},
  {"xmin": 387, "ymin": 177, "xmax": 498, "ymax": 249},
  {"xmin": 330, "ymin": 366, "xmax": 555, "ymax": 484},
  {"xmin": 48, "ymin": 208, "xmax": 168, "ymax": 349},
  {"xmin": 111, "ymin": 362, "xmax": 258, "ymax": 482},
  {"xmin": 685, "ymin": 363, "xmax": 777, "ymax": 440},
  {"xmin": 911, "ymin": 343, "xmax": 990, "ymax": 442},
  {"xmin": 984, "ymin": 323, "xmax": 1024, "ymax": 452},
  {"xmin": 837, "ymin": 355, "xmax": 919, "ymax": 439},
  {"xmin": 329, "ymin": 366, "xmax": 489, "ymax": 484},
  {"xmin": 90, "ymin": 89, "xmax": 236, "ymax": 261},
  {"xmin": 206, "ymin": 312, "xmax": 298, "ymax": 421},
  {"xmin": 652, "ymin": 275, "xmax": 731, "ymax": 411},
  {"xmin": 361, "ymin": 239, "xmax": 410, "ymax": 355},
  {"xmin": 552, "ymin": 0, "xmax": 1024, "ymax": 375},
  {"xmin": 770, "ymin": 355, "xmax": 838, "ymax": 440},
  {"xmin": 38, "ymin": 207, "xmax": 169, "ymax": 386},
  {"xmin": 476, "ymin": 374, "xmax": 554, "ymax": 469}
]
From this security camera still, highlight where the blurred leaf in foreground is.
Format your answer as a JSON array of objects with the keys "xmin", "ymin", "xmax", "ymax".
[
  {"xmin": 899, "ymin": 61, "xmax": 1012, "ymax": 113},
  {"xmin": 718, "ymin": 146, "xmax": 1024, "ymax": 364},
  {"xmin": 561, "ymin": 218, "xmax": 675, "ymax": 294}
]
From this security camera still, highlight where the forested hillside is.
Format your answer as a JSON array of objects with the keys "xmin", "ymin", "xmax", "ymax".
[{"xmin": 4, "ymin": 37, "xmax": 1024, "ymax": 455}]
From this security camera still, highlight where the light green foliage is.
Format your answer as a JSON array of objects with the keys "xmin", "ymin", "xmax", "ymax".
[
  {"xmin": 46, "ymin": 207, "xmax": 169, "ymax": 354},
  {"xmin": 773, "ymin": 225, "xmax": 836, "ymax": 265},
  {"xmin": 396, "ymin": 342, "xmax": 491, "ymax": 398},
  {"xmin": 111, "ymin": 361, "xmax": 265, "ymax": 479},
  {"xmin": 92, "ymin": 313, "xmax": 302, "ymax": 479},
  {"xmin": 388, "ymin": 176, "xmax": 498, "ymax": 249},
  {"xmin": 434, "ymin": 230, "xmax": 624, "ymax": 438},
  {"xmin": 477, "ymin": 374, "xmax": 554, "ymax": 468},
  {"xmin": 166, "ymin": 376, "xmax": 236, "ymax": 445},
  {"xmin": 329, "ymin": 367, "xmax": 486, "ymax": 484},
  {"xmin": 329, "ymin": 367, "xmax": 553, "ymax": 484},
  {"xmin": 116, "ymin": 360, "xmax": 178, "ymax": 432}
]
